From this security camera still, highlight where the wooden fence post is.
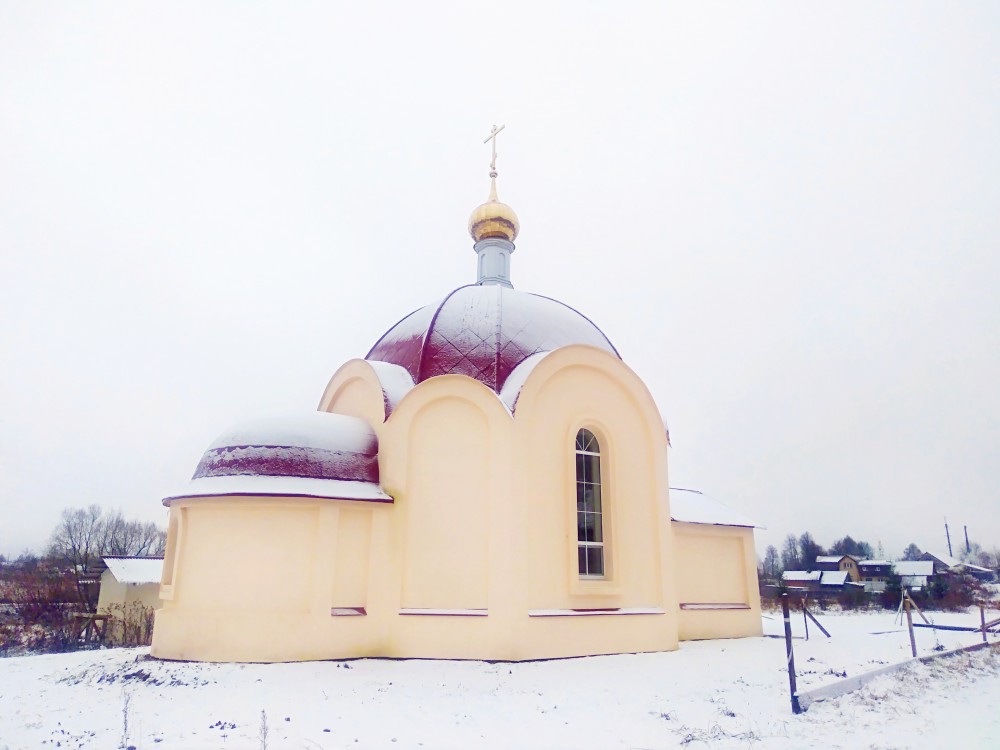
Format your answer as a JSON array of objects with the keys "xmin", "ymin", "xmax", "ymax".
[
  {"xmin": 904, "ymin": 590, "xmax": 931, "ymax": 625},
  {"xmin": 802, "ymin": 597, "xmax": 809, "ymax": 641},
  {"xmin": 782, "ymin": 593, "xmax": 802, "ymax": 714},
  {"xmin": 981, "ymin": 604, "xmax": 988, "ymax": 645},
  {"xmin": 803, "ymin": 605, "xmax": 832, "ymax": 638},
  {"xmin": 904, "ymin": 595, "xmax": 917, "ymax": 658}
]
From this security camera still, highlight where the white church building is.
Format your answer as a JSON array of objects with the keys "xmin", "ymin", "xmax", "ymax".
[{"xmin": 151, "ymin": 137, "xmax": 762, "ymax": 662}]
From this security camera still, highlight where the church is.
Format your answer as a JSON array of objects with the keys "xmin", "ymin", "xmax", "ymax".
[{"xmin": 151, "ymin": 131, "xmax": 762, "ymax": 662}]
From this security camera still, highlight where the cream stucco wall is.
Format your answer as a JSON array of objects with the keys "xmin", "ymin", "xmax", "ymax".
[
  {"xmin": 97, "ymin": 571, "xmax": 162, "ymax": 613},
  {"xmin": 672, "ymin": 522, "xmax": 763, "ymax": 641},
  {"xmin": 152, "ymin": 346, "xmax": 758, "ymax": 662},
  {"xmin": 153, "ymin": 497, "xmax": 397, "ymax": 662},
  {"xmin": 509, "ymin": 347, "xmax": 678, "ymax": 656}
]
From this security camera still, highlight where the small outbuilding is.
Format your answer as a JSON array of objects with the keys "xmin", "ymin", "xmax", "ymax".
[
  {"xmin": 97, "ymin": 556, "xmax": 164, "ymax": 612},
  {"xmin": 892, "ymin": 560, "xmax": 935, "ymax": 591}
]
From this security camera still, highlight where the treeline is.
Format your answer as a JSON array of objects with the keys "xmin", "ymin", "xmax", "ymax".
[
  {"xmin": 4, "ymin": 505, "xmax": 166, "ymax": 573},
  {"xmin": 760, "ymin": 531, "xmax": 1000, "ymax": 578},
  {"xmin": 760, "ymin": 532, "xmax": 881, "ymax": 577}
]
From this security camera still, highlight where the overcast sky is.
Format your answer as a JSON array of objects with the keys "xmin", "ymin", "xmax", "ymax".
[{"xmin": 1, "ymin": 3, "xmax": 998, "ymax": 560}]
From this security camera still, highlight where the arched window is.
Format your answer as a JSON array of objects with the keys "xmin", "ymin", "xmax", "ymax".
[{"xmin": 575, "ymin": 428, "xmax": 604, "ymax": 577}]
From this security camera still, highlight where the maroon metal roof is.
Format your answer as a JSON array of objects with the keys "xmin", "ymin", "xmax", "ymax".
[
  {"xmin": 193, "ymin": 444, "xmax": 378, "ymax": 484},
  {"xmin": 191, "ymin": 413, "xmax": 380, "ymax": 484},
  {"xmin": 366, "ymin": 284, "xmax": 619, "ymax": 394}
]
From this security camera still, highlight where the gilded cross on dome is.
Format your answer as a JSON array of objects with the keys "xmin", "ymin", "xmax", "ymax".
[
  {"xmin": 468, "ymin": 124, "xmax": 519, "ymax": 252},
  {"xmin": 483, "ymin": 124, "xmax": 505, "ymax": 178}
]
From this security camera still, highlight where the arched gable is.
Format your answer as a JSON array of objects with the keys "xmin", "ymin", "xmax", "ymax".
[
  {"xmin": 508, "ymin": 345, "xmax": 674, "ymax": 619},
  {"xmin": 377, "ymin": 375, "xmax": 516, "ymax": 614},
  {"xmin": 381, "ymin": 373, "xmax": 513, "ymax": 475},
  {"xmin": 318, "ymin": 358, "xmax": 415, "ymax": 430},
  {"xmin": 511, "ymin": 346, "xmax": 668, "ymax": 453}
]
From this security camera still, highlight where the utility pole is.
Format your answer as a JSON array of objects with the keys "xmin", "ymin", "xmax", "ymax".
[
  {"xmin": 945, "ymin": 518, "xmax": 953, "ymax": 557},
  {"xmin": 964, "ymin": 525, "xmax": 971, "ymax": 555}
]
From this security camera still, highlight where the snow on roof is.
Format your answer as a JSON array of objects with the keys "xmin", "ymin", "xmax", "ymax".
[
  {"xmin": 816, "ymin": 554, "xmax": 857, "ymax": 564},
  {"xmin": 892, "ymin": 561, "xmax": 934, "ymax": 576},
  {"xmin": 164, "ymin": 475, "xmax": 392, "ymax": 505},
  {"xmin": 103, "ymin": 557, "xmax": 163, "ymax": 585},
  {"xmin": 669, "ymin": 488, "xmax": 758, "ymax": 528},
  {"xmin": 965, "ymin": 563, "xmax": 994, "ymax": 574},
  {"xmin": 207, "ymin": 411, "xmax": 377, "ymax": 455},
  {"xmin": 366, "ymin": 360, "xmax": 415, "ymax": 415},
  {"xmin": 859, "ymin": 559, "xmax": 891, "ymax": 566},
  {"xmin": 820, "ymin": 571, "xmax": 849, "ymax": 586},
  {"xmin": 499, "ymin": 351, "xmax": 550, "ymax": 411},
  {"xmin": 921, "ymin": 552, "xmax": 993, "ymax": 573},
  {"xmin": 366, "ymin": 284, "xmax": 619, "ymax": 395},
  {"xmin": 782, "ymin": 571, "xmax": 821, "ymax": 582},
  {"xmin": 924, "ymin": 551, "xmax": 962, "ymax": 568},
  {"xmin": 192, "ymin": 411, "xmax": 381, "ymax": 486}
]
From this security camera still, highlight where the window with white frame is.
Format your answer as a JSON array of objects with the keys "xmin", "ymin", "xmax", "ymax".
[{"xmin": 575, "ymin": 428, "xmax": 604, "ymax": 577}]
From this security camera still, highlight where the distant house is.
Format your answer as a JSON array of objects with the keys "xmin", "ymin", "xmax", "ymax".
[
  {"xmin": 782, "ymin": 571, "xmax": 821, "ymax": 591},
  {"xmin": 781, "ymin": 570, "xmax": 859, "ymax": 594},
  {"xmin": 817, "ymin": 570, "xmax": 851, "ymax": 590},
  {"xmin": 859, "ymin": 560, "xmax": 936, "ymax": 594},
  {"xmin": 919, "ymin": 551, "xmax": 996, "ymax": 583},
  {"xmin": 893, "ymin": 560, "xmax": 934, "ymax": 591},
  {"xmin": 815, "ymin": 555, "xmax": 861, "ymax": 582},
  {"xmin": 858, "ymin": 559, "xmax": 892, "ymax": 589},
  {"xmin": 97, "ymin": 556, "xmax": 164, "ymax": 616}
]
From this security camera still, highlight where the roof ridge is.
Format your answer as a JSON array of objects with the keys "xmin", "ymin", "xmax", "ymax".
[{"xmin": 416, "ymin": 285, "xmax": 474, "ymax": 382}]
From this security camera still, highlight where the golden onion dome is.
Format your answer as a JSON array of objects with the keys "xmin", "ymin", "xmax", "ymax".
[{"xmin": 468, "ymin": 177, "xmax": 519, "ymax": 243}]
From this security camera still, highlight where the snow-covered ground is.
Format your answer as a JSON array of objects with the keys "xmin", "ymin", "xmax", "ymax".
[{"xmin": 1, "ymin": 609, "xmax": 997, "ymax": 749}]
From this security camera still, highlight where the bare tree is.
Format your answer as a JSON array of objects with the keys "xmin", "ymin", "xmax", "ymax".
[
  {"xmin": 762, "ymin": 545, "xmax": 780, "ymax": 578},
  {"xmin": 780, "ymin": 534, "xmax": 800, "ymax": 571},
  {"xmin": 100, "ymin": 511, "xmax": 167, "ymax": 557},
  {"xmin": 100, "ymin": 511, "xmax": 131, "ymax": 556},
  {"xmin": 132, "ymin": 521, "xmax": 167, "ymax": 557},
  {"xmin": 960, "ymin": 542, "xmax": 992, "ymax": 568},
  {"xmin": 798, "ymin": 532, "xmax": 824, "ymax": 571},
  {"xmin": 47, "ymin": 505, "xmax": 105, "ymax": 606}
]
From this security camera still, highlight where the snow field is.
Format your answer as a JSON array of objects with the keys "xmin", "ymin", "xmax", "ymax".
[{"xmin": 0, "ymin": 609, "xmax": 997, "ymax": 749}]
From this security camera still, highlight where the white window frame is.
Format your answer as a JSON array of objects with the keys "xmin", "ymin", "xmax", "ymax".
[{"xmin": 575, "ymin": 428, "xmax": 605, "ymax": 579}]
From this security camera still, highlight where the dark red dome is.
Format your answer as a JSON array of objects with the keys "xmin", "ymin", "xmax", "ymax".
[
  {"xmin": 192, "ymin": 412, "xmax": 379, "ymax": 484},
  {"xmin": 366, "ymin": 284, "xmax": 619, "ymax": 393}
]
